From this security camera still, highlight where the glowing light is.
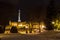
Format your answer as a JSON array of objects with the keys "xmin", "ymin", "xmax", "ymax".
[
  {"xmin": 34, "ymin": 29, "xmax": 39, "ymax": 33},
  {"xmin": 18, "ymin": 31, "xmax": 26, "ymax": 34},
  {"xmin": 42, "ymin": 25, "xmax": 45, "ymax": 28},
  {"xmin": 11, "ymin": 22, "xmax": 17, "ymax": 26},
  {"xmin": 40, "ymin": 22, "xmax": 46, "ymax": 32},
  {"xmin": 25, "ymin": 26, "xmax": 28, "ymax": 28},
  {"xmin": 52, "ymin": 21, "xmax": 55, "ymax": 24},
  {"xmin": 51, "ymin": 19, "xmax": 60, "ymax": 30},
  {"xmin": 33, "ymin": 25, "xmax": 39, "ymax": 28},
  {"xmin": 4, "ymin": 31, "xmax": 10, "ymax": 34},
  {"xmin": 5, "ymin": 26, "xmax": 11, "ymax": 29},
  {"xmin": 18, "ymin": 24, "xmax": 22, "ymax": 26},
  {"xmin": 18, "ymin": 10, "xmax": 21, "ymax": 22}
]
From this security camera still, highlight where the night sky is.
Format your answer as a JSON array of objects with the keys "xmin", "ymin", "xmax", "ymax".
[{"xmin": 0, "ymin": 0, "xmax": 60, "ymax": 25}]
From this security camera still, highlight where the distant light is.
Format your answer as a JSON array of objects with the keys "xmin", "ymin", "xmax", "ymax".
[
  {"xmin": 11, "ymin": 23, "xmax": 17, "ymax": 26},
  {"xmin": 52, "ymin": 21, "xmax": 55, "ymax": 24},
  {"xmin": 39, "ymin": 22, "xmax": 46, "ymax": 32},
  {"xmin": 25, "ymin": 26, "xmax": 28, "ymax": 28},
  {"xmin": 42, "ymin": 25, "xmax": 45, "ymax": 28},
  {"xmin": 18, "ymin": 24, "xmax": 22, "ymax": 26},
  {"xmin": 18, "ymin": 31, "xmax": 26, "ymax": 34}
]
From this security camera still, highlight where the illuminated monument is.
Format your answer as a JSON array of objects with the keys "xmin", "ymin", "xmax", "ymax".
[
  {"xmin": 4, "ymin": 9, "xmax": 46, "ymax": 34},
  {"xmin": 18, "ymin": 9, "xmax": 21, "ymax": 22}
]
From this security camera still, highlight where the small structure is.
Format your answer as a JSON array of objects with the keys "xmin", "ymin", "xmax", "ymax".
[
  {"xmin": 5, "ymin": 21, "xmax": 46, "ymax": 34},
  {"xmin": 5, "ymin": 9, "xmax": 46, "ymax": 34}
]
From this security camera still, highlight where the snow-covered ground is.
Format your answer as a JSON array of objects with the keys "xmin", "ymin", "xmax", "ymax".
[{"xmin": 0, "ymin": 31, "xmax": 60, "ymax": 40}]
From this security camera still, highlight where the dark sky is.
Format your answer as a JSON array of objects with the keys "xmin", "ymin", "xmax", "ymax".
[{"xmin": 0, "ymin": 0, "xmax": 60, "ymax": 25}]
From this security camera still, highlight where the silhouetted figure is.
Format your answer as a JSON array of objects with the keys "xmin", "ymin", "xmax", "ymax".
[{"xmin": 10, "ymin": 26, "xmax": 18, "ymax": 33}]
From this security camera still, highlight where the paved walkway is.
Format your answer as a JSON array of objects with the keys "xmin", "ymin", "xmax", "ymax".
[{"xmin": 0, "ymin": 31, "xmax": 60, "ymax": 40}]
